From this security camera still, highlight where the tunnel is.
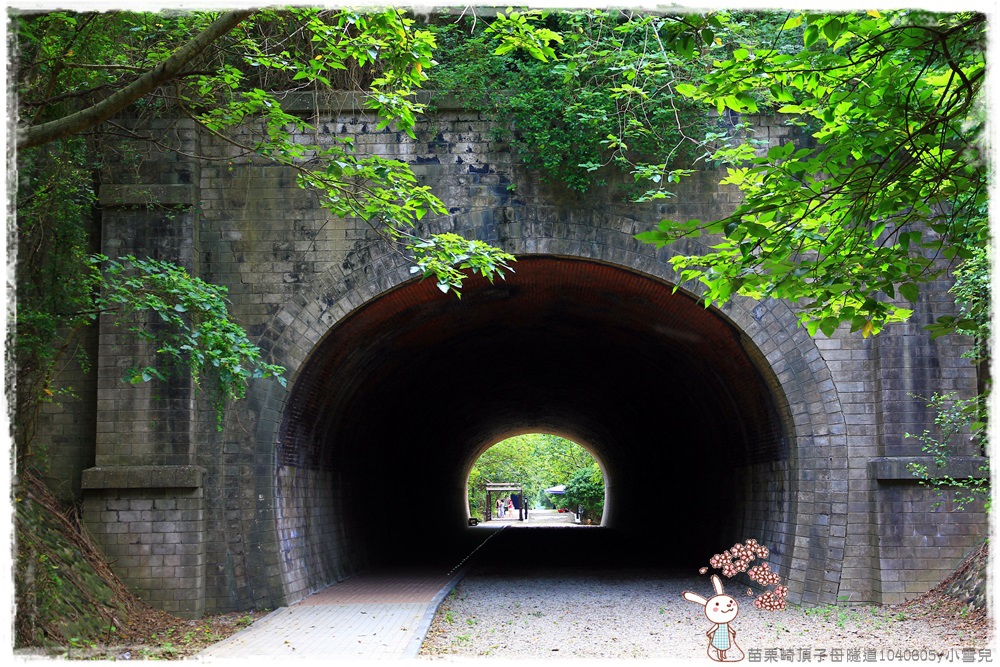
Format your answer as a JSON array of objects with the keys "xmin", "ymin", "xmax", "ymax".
[{"xmin": 273, "ymin": 255, "xmax": 795, "ymax": 600}]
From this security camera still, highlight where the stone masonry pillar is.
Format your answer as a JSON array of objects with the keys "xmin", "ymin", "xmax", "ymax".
[
  {"xmin": 81, "ymin": 118, "xmax": 207, "ymax": 618},
  {"xmin": 867, "ymin": 285, "xmax": 988, "ymax": 604}
]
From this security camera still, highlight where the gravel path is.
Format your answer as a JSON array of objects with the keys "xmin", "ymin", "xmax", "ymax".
[{"xmin": 419, "ymin": 566, "xmax": 992, "ymax": 661}]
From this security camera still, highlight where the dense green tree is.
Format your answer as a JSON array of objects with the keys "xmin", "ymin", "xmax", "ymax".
[
  {"xmin": 467, "ymin": 435, "xmax": 539, "ymax": 517},
  {"xmin": 428, "ymin": 9, "xmax": 707, "ymax": 195},
  {"xmin": 636, "ymin": 10, "xmax": 987, "ymax": 337},
  {"xmin": 432, "ymin": 8, "xmax": 986, "ymax": 338},
  {"xmin": 561, "ymin": 463, "xmax": 605, "ymax": 523},
  {"xmin": 644, "ymin": 11, "xmax": 990, "ymax": 510}
]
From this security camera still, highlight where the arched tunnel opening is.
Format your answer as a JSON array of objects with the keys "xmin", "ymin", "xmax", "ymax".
[
  {"xmin": 274, "ymin": 255, "xmax": 795, "ymax": 599},
  {"xmin": 466, "ymin": 433, "xmax": 608, "ymax": 524}
]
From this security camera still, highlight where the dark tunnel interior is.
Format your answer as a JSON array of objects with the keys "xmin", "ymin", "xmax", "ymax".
[{"xmin": 275, "ymin": 255, "xmax": 791, "ymax": 590}]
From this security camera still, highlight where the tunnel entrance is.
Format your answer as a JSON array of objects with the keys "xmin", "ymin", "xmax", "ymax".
[{"xmin": 274, "ymin": 255, "xmax": 795, "ymax": 603}]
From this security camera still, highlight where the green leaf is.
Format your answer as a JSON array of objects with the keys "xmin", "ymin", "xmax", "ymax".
[
  {"xmin": 819, "ymin": 316, "xmax": 839, "ymax": 337},
  {"xmin": 823, "ymin": 18, "xmax": 843, "ymax": 43},
  {"xmin": 898, "ymin": 282, "xmax": 919, "ymax": 303},
  {"xmin": 803, "ymin": 23, "xmax": 819, "ymax": 47},
  {"xmin": 675, "ymin": 82, "xmax": 698, "ymax": 97},
  {"xmin": 781, "ymin": 14, "xmax": 804, "ymax": 31}
]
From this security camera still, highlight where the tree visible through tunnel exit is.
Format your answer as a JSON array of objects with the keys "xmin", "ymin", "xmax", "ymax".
[{"xmin": 467, "ymin": 434, "xmax": 606, "ymax": 523}]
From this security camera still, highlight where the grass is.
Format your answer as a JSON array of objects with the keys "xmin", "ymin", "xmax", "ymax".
[{"xmin": 798, "ymin": 601, "xmax": 905, "ymax": 633}]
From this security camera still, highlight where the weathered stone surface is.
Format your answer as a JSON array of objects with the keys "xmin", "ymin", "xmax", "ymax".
[
  {"xmin": 81, "ymin": 465, "xmax": 205, "ymax": 489},
  {"xmin": 44, "ymin": 99, "xmax": 986, "ymax": 616},
  {"xmin": 98, "ymin": 183, "xmax": 196, "ymax": 207},
  {"xmin": 869, "ymin": 457, "xmax": 989, "ymax": 481},
  {"xmin": 82, "ymin": 485, "xmax": 206, "ymax": 618}
]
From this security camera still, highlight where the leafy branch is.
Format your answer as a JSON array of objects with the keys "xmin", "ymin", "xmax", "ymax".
[
  {"xmin": 637, "ymin": 10, "xmax": 987, "ymax": 336},
  {"xmin": 91, "ymin": 255, "xmax": 286, "ymax": 427},
  {"xmin": 906, "ymin": 392, "xmax": 989, "ymax": 512},
  {"xmin": 17, "ymin": 10, "xmax": 255, "ymax": 149}
]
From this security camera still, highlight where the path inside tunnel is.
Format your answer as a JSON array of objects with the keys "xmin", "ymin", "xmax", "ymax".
[
  {"xmin": 466, "ymin": 524, "xmax": 688, "ymax": 571},
  {"xmin": 274, "ymin": 255, "xmax": 794, "ymax": 603},
  {"xmin": 385, "ymin": 522, "xmax": 678, "ymax": 573}
]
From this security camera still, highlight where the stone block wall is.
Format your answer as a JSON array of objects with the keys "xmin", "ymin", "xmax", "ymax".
[
  {"xmin": 870, "ymin": 460, "xmax": 988, "ymax": 604},
  {"xmin": 94, "ymin": 118, "xmax": 201, "ymax": 469},
  {"xmin": 273, "ymin": 467, "xmax": 363, "ymax": 605},
  {"xmin": 81, "ymin": 466, "xmax": 206, "ymax": 617},
  {"xmin": 877, "ymin": 488, "xmax": 988, "ymax": 602},
  {"xmin": 811, "ymin": 333, "xmax": 883, "ymax": 605},
  {"xmin": 28, "ymin": 325, "xmax": 99, "ymax": 503}
]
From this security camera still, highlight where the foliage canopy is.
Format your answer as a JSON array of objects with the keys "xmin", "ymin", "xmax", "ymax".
[
  {"xmin": 14, "ymin": 8, "xmax": 515, "ymax": 295},
  {"xmin": 428, "ymin": 9, "xmax": 707, "ymax": 195},
  {"xmin": 635, "ymin": 10, "xmax": 987, "ymax": 337},
  {"xmin": 430, "ymin": 8, "xmax": 987, "ymax": 337}
]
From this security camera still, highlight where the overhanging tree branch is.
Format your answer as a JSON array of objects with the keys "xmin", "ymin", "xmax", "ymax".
[{"xmin": 16, "ymin": 9, "xmax": 254, "ymax": 150}]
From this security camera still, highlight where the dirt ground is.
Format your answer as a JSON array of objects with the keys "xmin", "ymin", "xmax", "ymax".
[
  {"xmin": 23, "ymin": 587, "xmax": 988, "ymax": 661},
  {"xmin": 16, "ymin": 606, "xmax": 272, "ymax": 660},
  {"xmin": 419, "ymin": 573, "xmax": 993, "ymax": 660},
  {"xmin": 20, "ymin": 544, "xmax": 992, "ymax": 661}
]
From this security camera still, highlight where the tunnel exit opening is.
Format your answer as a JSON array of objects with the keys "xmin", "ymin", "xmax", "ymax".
[
  {"xmin": 466, "ymin": 433, "xmax": 608, "ymax": 525},
  {"xmin": 273, "ymin": 255, "xmax": 796, "ymax": 604}
]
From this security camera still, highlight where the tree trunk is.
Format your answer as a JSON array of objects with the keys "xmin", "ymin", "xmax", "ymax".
[{"xmin": 16, "ymin": 9, "xmax": 255, "ymax": 150}]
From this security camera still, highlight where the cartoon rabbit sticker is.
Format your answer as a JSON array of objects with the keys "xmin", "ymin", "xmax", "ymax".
[{"xmin": 682, "ymin": 574, "xmax": 745, "ymax": 662}]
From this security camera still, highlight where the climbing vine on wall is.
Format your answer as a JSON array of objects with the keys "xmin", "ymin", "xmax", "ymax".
[
  {"xmin": 906, "ymin": 393, "xmax": 989, "ymax": 512},
  {"xmin": 907, "ymin": 247, "xmax": 991, "ymax": 512},
  {"xmin": 13, "ymin": 138, "xmax": 98, "ymax": 464}
]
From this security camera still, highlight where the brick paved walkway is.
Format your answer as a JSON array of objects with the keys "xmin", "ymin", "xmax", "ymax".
[
  {"xmin": 199, "ymin": 525, "xmax": 506, "ymax": 659},
  {"xmin": 198, "ymin": 568, "xmax": 464, "ymax": 659}
]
